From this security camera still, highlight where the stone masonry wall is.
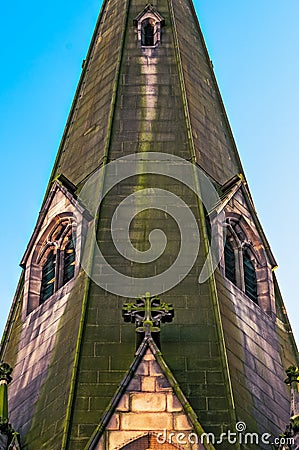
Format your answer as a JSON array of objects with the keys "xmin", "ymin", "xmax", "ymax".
[{"xmin": 97, "ymin": 348, "xmax": 205, "ymax": 450}]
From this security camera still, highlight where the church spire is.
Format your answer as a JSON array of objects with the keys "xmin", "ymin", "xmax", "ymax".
[{"xmin": 0, "ymin": 0, "xmax": 298, "ymax": 448}]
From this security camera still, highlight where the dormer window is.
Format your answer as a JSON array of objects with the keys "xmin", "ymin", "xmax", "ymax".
[
  {"xmin": 134, "ymin": 4, "xmax": 165, "ymax": 48},
  {"xmin": 223, "ymin": 218, "xmax": 260, "ymax": 305},
  {"xmin": 21, "ymin": 177, "xmax": 90, "ymax": 316}
]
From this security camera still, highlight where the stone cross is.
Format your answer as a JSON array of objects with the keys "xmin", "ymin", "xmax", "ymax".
[{"xmin": 122, "ymin": 292, "xmax": 174, "ymax": 337}]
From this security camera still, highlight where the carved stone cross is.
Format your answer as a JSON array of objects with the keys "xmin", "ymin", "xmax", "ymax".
[{"xmin": 122, "ymin": 292, "xmax": 174, "ymax": 338}]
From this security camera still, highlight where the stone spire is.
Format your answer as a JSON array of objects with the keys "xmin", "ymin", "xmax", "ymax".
[{"xmin": 0, "ymin": 0, "xmax": 298, "ymax": 448}]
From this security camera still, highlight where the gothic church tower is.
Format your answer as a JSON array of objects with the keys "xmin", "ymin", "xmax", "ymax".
[{"xmin": 0, "ymin": 0, "xmax": 298, "ymax": 449}]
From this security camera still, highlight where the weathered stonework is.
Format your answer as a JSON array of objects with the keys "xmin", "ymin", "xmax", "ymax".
[
  {"xmin": 21, "ymin": 179, "xmax": 89, "ymax": 315},
  {"xmin": 94, "ymin": 346, "xmax": 206, "ymax": 450},
  {"xmin": 0, "ymin": 0, "xmax": 298, "ymax": 448}
]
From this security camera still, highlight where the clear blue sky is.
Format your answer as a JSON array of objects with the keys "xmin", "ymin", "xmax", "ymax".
[{"xmin": 1, "ymin": 1, "xmax": 298, "ymax": 343}]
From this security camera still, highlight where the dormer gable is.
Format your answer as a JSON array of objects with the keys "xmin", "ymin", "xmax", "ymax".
[
  {"xmin": 211, "ymin": 175, "xmax": 277, "ymax": 316},
  {"xmin": 21, "ymin": 175, "xmax": 91, "ymax": 316},
  {"xmin": 134, "ymin": 4, "xmax": 165, "ymax": 48}
]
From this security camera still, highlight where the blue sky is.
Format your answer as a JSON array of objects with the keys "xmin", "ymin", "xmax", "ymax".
[{"xmin": 0, "ymin": 1, "xmax": 298, "ymax": 343}]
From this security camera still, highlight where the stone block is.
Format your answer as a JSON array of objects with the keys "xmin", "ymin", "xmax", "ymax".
[
  {"xmin": 116, "ymin": 394, "xmax": 130, "ymax": 412},
  {"xmin": 135, "ymin": 361, "xmax": 149, "ymax": 376},
  {"xmin": 207, "ymin": 397, "xmax": 227, "ymax": 411},
  {"xmin": 131, "ymin": 393, "xmax": 167, "ymax": 412},
  {"xmin": 127, "ymin": 377, "xmax": 141, "ymax": 392},
  {"xmin": 107, "ymin": 414, "xmax": 120, "ymax": 430},
  {"xmin": 174, "ymin": 414, "xmax": 193, "ymax": 431},
  {"xmin": 141, "ymin": 376, "xmax": 156, "ymax": 392},
  {"xmin": 121, "ymin": 412, "xmax": 173, "ymax": 430},
  {"xmin": 167, "ymin": 393, "xmax": 183, "ymax": 412},
  {"xmin": 156, "ymin": 376, "xmax": 171, "ymax": 391},
  {"xmin": 149, "ymin": 360, "xmax": 163, "ymax": 376},
  {"xmin": 143, "ymin": 349, "xmax": 155, "ymax": 361}
]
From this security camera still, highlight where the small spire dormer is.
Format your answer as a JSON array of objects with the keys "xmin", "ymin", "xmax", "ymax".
[{"xmin": 133, "ymin": 4, "xmax": 165, "ymax": 48}]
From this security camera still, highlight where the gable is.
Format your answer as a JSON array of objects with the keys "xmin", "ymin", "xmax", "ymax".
[
  {"xmin": 20, "ymin": 176, "xmax": 90, "ymax": 316},
  {"xmin": 88, "ymin": 341, "xmax": 213, "ymax": 450}
]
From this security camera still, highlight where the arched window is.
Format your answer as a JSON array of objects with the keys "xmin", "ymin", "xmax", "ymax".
[
  {"xmin": 141, "ymin": 19, "xmax": 154, "ymax": 46},
  {"xmin": 223, "ymin": 218, "xmax": 261, "ymax": 305},
  {"xmin": 22, "ymin": 179, "xmax": 90, "ymax": 316},
  {"xmin": 38, "ymin": 221, "xmax": 77, "ymax": 304},
  {"xmin": 224, "ymin": 240, "xmax": 236, "ymax": 285},
  {"xmin": 40, "ymin": 250, "xmax": 56, "ymax": 303},
  {"xmin": 243, "ymin": 250, "xmax": 258, "ymax": 303},
  {"xmin": 63, "ymin": 235, "xmax": 76, "ymax": 285}
]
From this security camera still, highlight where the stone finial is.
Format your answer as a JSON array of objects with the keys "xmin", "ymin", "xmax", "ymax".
[
  {"xmin": 0, "ymin": 363, "xmax": 13, "ymax": 385},
  {"xmin": 0, "ymin": 362, "xmax": 20, "ymax": 449},
  {"xmin": 122, "ymin": 292, "xmax": 174, "ymax": 337},
  {"xmin": 285, "ymin": 366, "xmax": 299, "ymax": 386},
  {"xmin": 278, "ymin": 366, "xmax": 299, "ymax": 449}
]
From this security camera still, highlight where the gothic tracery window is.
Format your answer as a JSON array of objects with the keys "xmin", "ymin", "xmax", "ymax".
[
  {"xmin": 39, "ymin": 223, "xmax": 76, "ymax": 304},
  {"xmin": 224, "ymin": 219, "xmax": 259, "ymax": 304},
  {"xmin": 22, "ymin": 178, "xmax": 89, "ymax": 316}
]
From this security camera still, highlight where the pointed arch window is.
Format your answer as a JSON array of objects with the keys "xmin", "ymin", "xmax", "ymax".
[
  {"xmin": 22, "ymin": 179, "xmax": 91, "ymax": 316},
  {"xmin": 223, "ymin": 219, "xmax": 260, "ymax": 305},
  {"xmin": 37, "ymin": 220, "xmax": 77, "ymax": 304},
  {"xmin": 134, "ymin": 5, "xmax": 165, "ymax": 48}
]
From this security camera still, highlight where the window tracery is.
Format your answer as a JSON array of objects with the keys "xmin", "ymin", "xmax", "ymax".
[
  {"xmin": 37, "ymin": 219, "xmax": 76, "ymax": 304},
  {"xmin": 223, "ymin": 218, "xmax": 259, "ymax": 304},
  {"xmin": 24, "ymin": 215, "xmax": 79, "ymax": 314}
]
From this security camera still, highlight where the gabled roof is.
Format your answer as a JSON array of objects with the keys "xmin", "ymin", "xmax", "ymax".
[
  {"xmin": 133, "ymin": 4, "xmax": 165, "ymax": 25},
  {"xmin": 210, "ymin": 174, "xmax": 277, "ymax": 269},
  {"xmin": 20, "ymin": 175, "xmax": 91, "ymax": 268},
  {"xmin": 86, "ymin": 336, "xmax": 215, "ymax": 450}
]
